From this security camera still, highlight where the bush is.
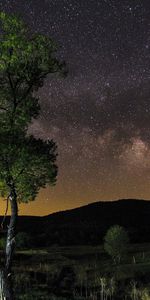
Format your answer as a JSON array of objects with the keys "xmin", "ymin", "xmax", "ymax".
[
  {"xmin": 104, "ymin": 225, "xmax": 129, "ymax": 263},
  {"xmin": 15, "ymin": 232, "xmax": 31, "ymax": 249},
  {"xmin": 0, "ymin": 237, "xmax": 6, "ymax": 250}
]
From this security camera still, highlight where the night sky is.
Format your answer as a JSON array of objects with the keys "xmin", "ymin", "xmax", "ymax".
[{"xmin": 0, "ymin": 0, "xmax": 150, "ymax": 215}]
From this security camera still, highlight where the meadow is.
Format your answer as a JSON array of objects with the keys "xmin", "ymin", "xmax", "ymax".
[{"xmin": 6, "ymin": 243, "xmax": 150, "ymax": 299}]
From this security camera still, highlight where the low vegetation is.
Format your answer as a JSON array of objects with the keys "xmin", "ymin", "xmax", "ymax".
[{"xmin": 0, "ymin": 242, "xmax": 149, "ymax": 299}]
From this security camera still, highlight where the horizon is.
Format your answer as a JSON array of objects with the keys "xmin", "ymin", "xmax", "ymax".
[
  {"xmin": 0, "ymin": 1, "xmax": 150, "ymax": 215},
  {"xmin": 1, "ymin": 197, "xmax": 149, "ymax": 217}
]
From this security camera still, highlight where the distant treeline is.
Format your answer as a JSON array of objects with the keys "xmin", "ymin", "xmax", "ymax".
[{"xmin": 0, "ymin": 199, "xmax": 150, "ymax": 247}]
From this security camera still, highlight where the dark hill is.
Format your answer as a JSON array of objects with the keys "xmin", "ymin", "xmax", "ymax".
[{"xmin": 1, "ymin": 199, "xmax": 150, "ymax": 246}]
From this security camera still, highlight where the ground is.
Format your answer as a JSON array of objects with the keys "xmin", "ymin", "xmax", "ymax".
[{"xmin": 2, "ymin": 243, "xmax": 150, "ymax": 299}]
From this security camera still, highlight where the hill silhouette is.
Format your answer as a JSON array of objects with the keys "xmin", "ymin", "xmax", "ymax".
[{"xmin": 1, "ymin": 199, "xmax": 150, "ymax": 246}]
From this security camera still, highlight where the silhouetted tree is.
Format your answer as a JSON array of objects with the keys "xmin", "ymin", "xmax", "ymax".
[{"xmin": 0, "ymin": 11, "xmax": 66, "ymax": 299}]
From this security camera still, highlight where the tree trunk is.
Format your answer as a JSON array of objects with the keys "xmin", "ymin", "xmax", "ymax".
[
  {"xmin": 0, "ymin": 185, "xmax": 18, "ymax": 300},
  {"xmin": 0, "ymin": 269, "xmax": 13, "ymax": 300},
  {"xmin": 5, "ymin": 187, "xmax": 18, "ymax": 274}
]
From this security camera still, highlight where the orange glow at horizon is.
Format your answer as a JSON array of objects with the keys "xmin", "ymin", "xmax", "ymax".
[{"xmin": 1, "ymin": 178, "xmax": 150, "ymax": 216}]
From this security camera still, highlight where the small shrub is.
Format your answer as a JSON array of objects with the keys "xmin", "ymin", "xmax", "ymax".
[
  {"xmin": 15, "ymin": 232, "xmax": 31, "ymax": 249},
  {"xmin": 104, "ymin": 225, "xmax": 129, "ymax": 264},
  {"xmin": 0, "ymin": 237, "xmax": 6, "ymax": 250}
]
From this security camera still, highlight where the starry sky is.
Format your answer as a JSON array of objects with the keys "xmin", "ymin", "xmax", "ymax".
[{"xmin": 0, "ymin": 0, "xmax": 150, "ymax": 215}]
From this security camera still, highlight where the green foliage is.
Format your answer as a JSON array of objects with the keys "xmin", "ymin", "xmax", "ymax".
[
  {"xmin": 0, "ymin": 237, "xmax": 6, "ymax": 249},
  {"xmin": 0, "ymin": 11, "xmax": 66, "ymax": 202},
  {"xmin": 0, "ymin": 133, "xmax": 57, "ymax": 202},
  {"xmin": 104, "ymin": 225, "xmax": 129, "ymax": 263},
  {"xmin": 0, "ymin": 12, "xmax": 67, "ymax": 133}
]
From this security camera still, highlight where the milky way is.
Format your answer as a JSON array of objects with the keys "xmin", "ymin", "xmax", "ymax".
[{"xmin": 0, "ymin": 0, "xmax": 150, "ymax": 215}]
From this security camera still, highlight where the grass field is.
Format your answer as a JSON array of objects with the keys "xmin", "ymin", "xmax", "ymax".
[{"xmin": 7, "ymin": 243, "xmax": 150, "ymax": 299}]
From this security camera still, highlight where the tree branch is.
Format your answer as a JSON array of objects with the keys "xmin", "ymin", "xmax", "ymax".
[
  {"xmin": 14, "ymin": 168, "xmax": 25, "ymax": 182},
  {"xmin": 1, "ymin": 195, "xmax": 10, "ymax": 229},
  {"xmin": 0, "ymin": 106, "xmax": 7, "ymax": 111},
  {"xmin": 7, "ymin": 71, "xmax": 17, "ymax": 106}
]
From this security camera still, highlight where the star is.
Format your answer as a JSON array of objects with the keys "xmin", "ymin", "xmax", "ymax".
[{"xmin": 0, "ymin": 0, "xmax": 150, "ymax": 215}]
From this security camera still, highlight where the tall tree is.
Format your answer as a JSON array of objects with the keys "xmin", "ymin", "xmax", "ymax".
[{"xmin": 0, "ymin": 12, "xmax": 66, "ymax": 299}]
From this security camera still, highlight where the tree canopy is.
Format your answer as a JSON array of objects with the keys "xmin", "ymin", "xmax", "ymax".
[
  {"xmin": 0, "ymin": 12, "xmax": 66, "ymax": 203},
  {"xmin": 0, "ymin": 12, "xmax": 66, "ymax": 132}
]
